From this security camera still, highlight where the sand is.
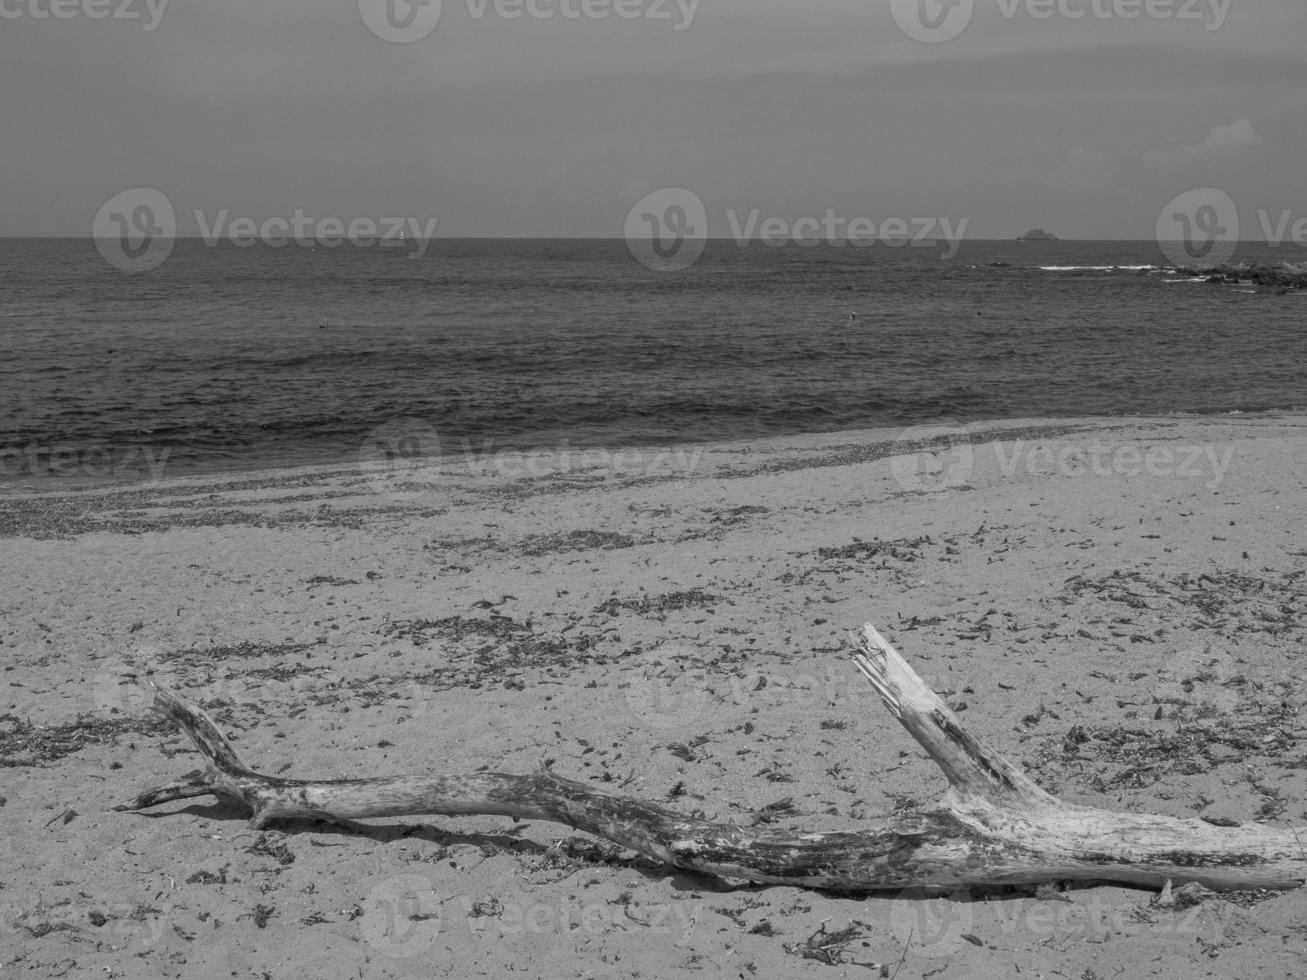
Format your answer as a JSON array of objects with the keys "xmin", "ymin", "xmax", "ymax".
[{"xmin": 2, "ymin": 413, "xmax": 1306, "ymax": 979}]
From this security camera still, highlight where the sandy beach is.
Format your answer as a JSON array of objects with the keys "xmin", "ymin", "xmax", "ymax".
[{"xmin": 3, "ymin": 413, "xmax": 1306, "ymax": 979}]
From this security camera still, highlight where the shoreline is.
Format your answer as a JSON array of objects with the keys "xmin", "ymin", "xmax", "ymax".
[
  {"xmin": 0, "ymin": 407, "xmax": 1301, "ymax": 501},
  {"xmin": 3, "ymin": 411, "xmax": 1307, "ymax": 978},
  {"xmin": 2, "ymin": 407, "xmax": 1307, "ymax": 499}
]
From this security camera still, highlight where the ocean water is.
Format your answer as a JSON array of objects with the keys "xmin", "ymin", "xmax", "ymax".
[{"xmin": 1, "ymin": 237, "xmax": 1305, "ymax": 485}]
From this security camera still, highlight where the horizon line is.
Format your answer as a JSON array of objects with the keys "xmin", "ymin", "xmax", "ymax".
[{"xmin": 2, "ymin": 235, "xmax": 1288, "ymax": 243}]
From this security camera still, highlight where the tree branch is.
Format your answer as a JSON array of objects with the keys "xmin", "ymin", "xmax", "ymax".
[{"xmin": 114, "ymin": 624, "xmax": 1307, "ymax": 892}]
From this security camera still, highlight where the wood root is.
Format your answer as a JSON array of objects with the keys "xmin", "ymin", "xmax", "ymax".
[{"xmin": 114, "ymin": 624, "xmax": 1307, "ymax": 892}]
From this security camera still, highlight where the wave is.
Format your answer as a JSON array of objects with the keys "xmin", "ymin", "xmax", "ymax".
[{"xmin": 1038, "ymin": 265, "xmax": 1161, "ymax": 272}]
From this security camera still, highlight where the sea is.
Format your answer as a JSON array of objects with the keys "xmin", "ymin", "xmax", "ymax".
[{"xmin": 1, "ymin": 237, "xmax": 1305, "ymax": 486}]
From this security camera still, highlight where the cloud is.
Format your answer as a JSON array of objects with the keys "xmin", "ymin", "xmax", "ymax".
[
  {"xmin": 1203, "ymin": 119, "xmax": 1264, "ymax": 149},
  {"xmin": 1143, "ymin": 118, "xmax": 1264, "ymax": 173}
]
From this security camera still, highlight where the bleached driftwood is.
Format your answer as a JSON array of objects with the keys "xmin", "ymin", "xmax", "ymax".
[{"xmin": 115, "ymin": 624, "xmax": 1307, "ymax": 892}]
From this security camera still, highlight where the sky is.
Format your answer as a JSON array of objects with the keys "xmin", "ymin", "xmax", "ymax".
[{"xmin": 0, "ymin": 0, "xmax": 1303, "ymax": 239}]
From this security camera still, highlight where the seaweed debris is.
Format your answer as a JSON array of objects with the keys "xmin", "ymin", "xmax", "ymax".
[
  {"xmin": 519, "ymin": 529, "xmax": 646, "ymax": 557},
  {"xmin": 0, "ymin": 712, "xmax": 174, "ymax": 767},
  {"xmin": 595, "ymin": 590, "xmax": 722, "ymax": 617}
]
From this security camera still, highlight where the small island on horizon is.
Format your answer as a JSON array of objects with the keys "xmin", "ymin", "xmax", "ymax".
[{"xmin": 1017, "ymin": 228, "xmax": 1059, "ymax": 241}]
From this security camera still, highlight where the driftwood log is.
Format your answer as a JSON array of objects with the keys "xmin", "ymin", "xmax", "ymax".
[{"xmin": 115, "ymin": 624, "xmax": 1307, "ymax": 892}]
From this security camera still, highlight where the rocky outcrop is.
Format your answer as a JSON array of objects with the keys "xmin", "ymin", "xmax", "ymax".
[{"xmin": 1179, "ymin": 263, "xmax": 1307, "ymax": 293}]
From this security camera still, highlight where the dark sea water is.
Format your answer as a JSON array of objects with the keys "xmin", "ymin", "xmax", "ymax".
[{"xmin": 1, "ymin": 237, "xmax": 1305, "ymax": 485}]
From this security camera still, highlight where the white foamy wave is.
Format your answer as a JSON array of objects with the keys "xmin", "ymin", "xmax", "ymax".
[{"xmin": 1039, "ymin": 264, "xmax": 1160, "ymax": 272}]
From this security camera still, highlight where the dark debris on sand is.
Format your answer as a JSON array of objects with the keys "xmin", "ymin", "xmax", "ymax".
[
  {"xmin": 0, "ymin": 712, "xmax": 175, "ymax": 767},
  {"xmin": 1063, "ymin": 568, "xmax": 1305, "ymax": 638},
  {"xmin": 816, "ymin": 536, "xmax": 934, "ymax": 563},
  {"xmin": 158, "ymin": 640, "xmax": 322, "ymax": 668},
  {"xmin": 1026, "ymin": 669, "xmax": 1307, "ymax": 804},
  {"xmin": 595, "ymin": 590, "xmax": 723, "ymax": 617},
  {"xmin": 518, "ymin": 529, "xmax": 648, "ymax": 557},
  {"xmin": 777, "ymin": 534, "xmax": 940, "ymax": 589},
  {"xmin": 375, "ymin": 614, "xmax": 625, "ymax": 692}
]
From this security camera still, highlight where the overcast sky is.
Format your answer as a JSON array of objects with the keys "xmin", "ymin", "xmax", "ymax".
[{"xmin": 1, "ymin": 0, "xmax": 1302, "ymax": 239}]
